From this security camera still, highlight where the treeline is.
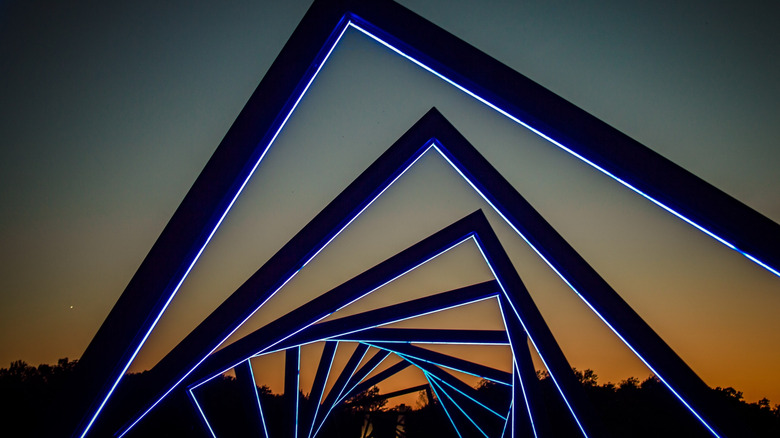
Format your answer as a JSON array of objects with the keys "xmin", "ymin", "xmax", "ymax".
[
  {"xmin": 537, "ymin": 369, "xmax": 780, "ymax": 437},
  {"xmin": 2, "ymin": 359, "xmax": 780, "ymax": 437}
]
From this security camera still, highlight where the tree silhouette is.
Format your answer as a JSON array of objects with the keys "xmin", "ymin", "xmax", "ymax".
[{"xmin": 2, "ymin": 359, "xmax": 780, "ymax": 437}]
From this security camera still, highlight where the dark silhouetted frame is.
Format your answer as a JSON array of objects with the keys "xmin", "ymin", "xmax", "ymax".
[{"xmin": 71, "ymin": 0, "xmax": 779, "ymax": 436}]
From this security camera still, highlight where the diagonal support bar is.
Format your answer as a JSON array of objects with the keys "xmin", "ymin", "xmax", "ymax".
[
  {"xmin": 303, "ymin": 342, "xmax": 337, "ymax": 438},
  {"xmin": 312, "ymin": 344, "xmax": 369, "ymax": 436},
  {"xmin": 330, "ymin": 328, "xmax": 509, "ymax": 345},
  {"xmin": 369, "ymin": 341, "xmax": 512, "ymax": 386}
]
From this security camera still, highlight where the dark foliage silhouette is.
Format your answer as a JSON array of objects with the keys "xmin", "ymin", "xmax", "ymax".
[{"xmin": 3, "ymin": 359, "xmax": 779, "ymax": 437}]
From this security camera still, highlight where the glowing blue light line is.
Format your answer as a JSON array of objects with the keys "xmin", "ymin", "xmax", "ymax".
[
  {"xmin": 302, "ymin": 142, "xmax": 435, "ymax": 267},
  {"xmin": 189, "ymin": 388, "xmax": 218, "ymax": 438},
  {"xmin": 571, "ymin": 288, "xmax": 723, "ymax": 438},
  {"xmin": 349, "ymin": 21, "xmax": 779, "ymax": 280},
  {"xmin": 510, "ymin": 372, "xmax": 516, "ymax": 438},
  {"xmin": 344, "ymin": 339, "xmax": 508, "ymax": 345},
  {"xmin": 503, "ymin": 399, "xmax": 512, "ymax": 438},
  {"xmin": 472, "ymin": 211, "xmax": 721, "ymax": 437},
  {"xmin": 434, "ymin": 371, "xmax": 507, "ymax": 420},
  {"xmin": 431, "ymin": 374, "xmax": 492, "ymax": 438},
  {"xmin": 335, "ymin": 352, "xmax": 389, "ymax": 406},
  {"xmin": 424, "ymin": 371, "xmax": 464, "ymax": 438},
  {"xmin": 371, "ymin": 346, "xmax": 511, "ymax": 387},
  {"xmin": 330, "ymin": 346, "xmax": 370, "ymax": 410},
  {"xmin": 497, "ymin": 298, "xmax": 538, "ymax": 438},
  {"xmin": 307, "ymin": 341, "xmax": 338, "ymax": 438},
  {"xmin": 312, "ymin": 346, "xmax": 370, "ymax": 438},
  {"xmin": 247, "ymin": 360, "xmax": 270, "ymax": 438},
  {"xmin": 295, "ymin": 348, "xmax": 301, "ymax": 438},
  {"xmin": 322, "ymin": 295, "xmax": 498, "ymax": 342}
]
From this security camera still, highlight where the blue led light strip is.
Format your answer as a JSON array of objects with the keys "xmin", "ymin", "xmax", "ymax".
[
  {"xmin": 404, "ymin": 356, "xmax": 508, "ymax": 421},
  {"xmin": 424, "ymin": 371, "xmax": 464, "ymax": 438},
  {"xmin": 306, "ymin": 341, "xmax": 338, "ymax": 438},
  {"xmin": 502, "ymin": 399, "xmax": 512, "ymax": 438},
  {"xmin": 188, "ymin": 387, "xmax": 218, "ymax": 438},
  {"xmin": 428, "ymin": 374, "xmax": 491, "ymax": 438},
  {"xmin": 311, "ymin": 344, "xmax": 370, "ymax": 437},
  {"xmin": 369, "ymin": 343, "xmax": 511, "ymax": 388},
  {"xmin": 246, "ymin": 359, "xmax": 270, "ymax": 438},
  {"xmin": 334, "ymin": 351, "xmax": 391, "ymax": 407},
  {"xmin": 497, "ymin": 298, "xmax": 538, "ymax": 438}
]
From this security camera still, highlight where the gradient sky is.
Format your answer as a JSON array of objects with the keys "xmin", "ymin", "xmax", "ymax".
[{"xmin": 1, "ymin": 0, "xmax": 779, "ymax": 411}]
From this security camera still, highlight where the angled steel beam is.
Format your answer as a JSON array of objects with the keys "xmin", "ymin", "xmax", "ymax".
[
  {"xmin": 344, "ymin": 360, "xmax": 411, "ymax": 400},
  {"xmin": 284, "ymin": 347, "xmax": 302, "ymax": 438},
  {"xmin": 427, "ymin": 375, "xmax": 479, "ymax": 438},
  {"xmin": 499, "ymin": 294, "xmax": 550, "ymax": 438},
  {"xmin": 369, "ymin": 341, "xmax": 512, "ymax": 387},
  {"xmin": 273, "ymin": 281, "xmax": 500, "ymax": 350},
  {"xmin": 471, "ymin": 210, "xmax": 606, "ymax": 438},
  {"xmin": 427, "ymin": 372, "xmax": 505, "ymax": 438},
  {"xmin": 336, "ymin": 349, "xmax": 392, "ymax": 406},
  {"xmin": 400, "ymin": 354, "xmax": 509, "ymax": 421},
  {"xmin": 347, "ymin": 0, "xmax": 780, "ymax": 279},
  {"xmin": 512, "ymin": 365, "xmax": 528, "ymax": 438},
  {"xmin": 235, "ymin": 360, "xmax": 269, "ymax": 438},
  {"xmin": 331, "ymin": 328, "xmax": 508, "ymax": 345},
  {"xmin": 187, "ymin": 386, "xmax": 218, "ymax": 438},
  {"xmin": 302, "ymin": 342, "xmax": 337, "ymax": 438},
  {"xmin": 425, "ymin": 374, "xmax": 464, "ymax": 438},
  {"xmin": 311, "ymin": 344, "xmax": 370, "ymax": 436},
  {"xmin": 372, "ymin": 383, "xmax": 430, "ymax": 401}
]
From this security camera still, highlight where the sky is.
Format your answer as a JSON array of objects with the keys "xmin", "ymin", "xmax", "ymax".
[{"xmin": 1, "ymin": 0, "xmax": 779, "ymax": 413}]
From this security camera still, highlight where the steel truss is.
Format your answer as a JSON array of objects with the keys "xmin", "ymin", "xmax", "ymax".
[{"xmin": 71, "ymin": 1, "xmax": 780, "ymax": 437}]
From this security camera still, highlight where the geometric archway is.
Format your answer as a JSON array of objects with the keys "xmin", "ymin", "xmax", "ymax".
[
  {"xmin": 164, "ymin": 111, "xmax": 727, "ymax": 438},
  {"xmin": 71, "ymin": 1, "xmax": 780, "ymax": 437},
  {"xmin": 115, "ymin": 110, "xmax": 728, "ymax": 437}
]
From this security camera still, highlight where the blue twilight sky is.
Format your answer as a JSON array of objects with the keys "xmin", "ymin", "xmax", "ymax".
[{"xmin": 1, "ymin": 0, "xmax": 778, "ymax": 404}]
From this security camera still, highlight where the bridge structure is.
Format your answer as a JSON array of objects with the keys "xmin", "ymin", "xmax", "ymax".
[{"xmin": 67, "ymin": 1, "xmax": 780, "ymax": 437}]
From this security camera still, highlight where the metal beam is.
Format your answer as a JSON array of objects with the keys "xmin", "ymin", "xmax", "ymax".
[
  {"xmin": 302, "ymin": 342, "xmax": 337, "ymax": 438},
  {"xmin": 311, "ymin": 344, "xmax": 370, "ymax": 436},
  {"xmin": 369, "ymin": 342, "xmax": 512, "ymax": 387},
  {"xmin": 331, "ymin": 328, "xmax": 508, "ymax": 345},
  {"xmin": 500, "ymin": 294, "xmax": 549, "ymax": 438},
  {"xmin": 284, "ymin": 347, "xmax": 301, "ymax": 438}
]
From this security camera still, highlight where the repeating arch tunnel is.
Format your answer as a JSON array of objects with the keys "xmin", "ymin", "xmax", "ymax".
[{"xmin": 69, "ymin": 1, "xmax": 780, "ymax": 438}]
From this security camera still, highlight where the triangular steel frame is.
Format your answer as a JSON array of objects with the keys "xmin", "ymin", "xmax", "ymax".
[
  {"xmin": 72, "ymin": 0, "xmax": 779, "ymax": 436},
  {"xmin": 179, "ymin": 209, "xmax": 589, "ymax": 438}
]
